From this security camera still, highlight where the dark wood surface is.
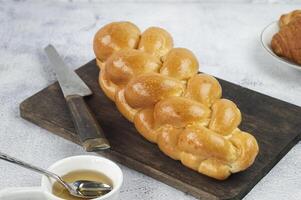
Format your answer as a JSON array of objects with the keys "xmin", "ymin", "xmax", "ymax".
[{"xmin": 20, "ymin": 60, "xmax": 301, "ymax": 200}]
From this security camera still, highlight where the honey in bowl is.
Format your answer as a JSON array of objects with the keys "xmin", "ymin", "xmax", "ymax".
[{"xmin": 52, "ymin": 170, "xmax": 113, "ymax": 200}]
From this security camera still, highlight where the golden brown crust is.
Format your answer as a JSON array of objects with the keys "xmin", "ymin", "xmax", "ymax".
[
  {"xmin": 178, "ymin": 126, "xmax": 237, "ymax": 163},
  {"xmin": 229, "ymin": 129, "xmax": 259, "ymax": 173},
  {"xmin": 98, "ymin": 59, "xmax": 117, "ymax": 101},
  {"xmin": 180, "ymin": 152, "xmax": 204, "ymax": 171},
  {"xmin": 279, "ymin": 10, "xmax": 301, "ymax": 28},
  {"xmin": 98, "ymin": 48, "xmax": 161, "ymax": 102},
  {"xmin": 124, "ymin": 73, "xmax": 185, "ymax": 109},
  {"xmin": 134, "ymin": 108, "xmax": 158, "ymax": 143},
  {"xmin": 198, "ymin": 158, "xmax": 231, "ymax": 180},
  {"xmin": 115, "ymin": 89, "xmax": 138, "ymax": 122},
  {"xmin": 160, "ymin": 48, "xmax": 199, "ymax": 80},
  {"xmin": 157, "ymin": 125, "xmax": 182, "ymax": 160},
  {"xmin": 153, "ymin": 97, "xmax": 211, "ymax": 128},
  {"xmin": 94, "ymin": 21, "xmax": 259, "ymax": 180},
  {"xmin": 272, "ymin": 11, "xmax": 301, "ymax": 65},
  {"xmin": 209, "ymin": 99, "xmax": 241, "ymax": 136},
  {"xmin": 185, "ymin": 74, "xmax": 222, "ymax": 107},
  {"xmin": 93, "ymin": 21, "xmax": 141, "ymax": 62},
  {"xmin": 138, "ymin": 27, "xmax": 173, "ymax": 58},
  {"xmin": 105, "ymin": 49, "xmax": 161, "ymax": 88}
]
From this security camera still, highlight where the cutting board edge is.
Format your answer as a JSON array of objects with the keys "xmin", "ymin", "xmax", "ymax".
[{"xmin": 20, "ymin": 99, "xmax": 78, "ymax": 144}]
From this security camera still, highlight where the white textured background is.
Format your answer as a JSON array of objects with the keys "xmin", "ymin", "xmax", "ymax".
[{"xmin": 0, "ymin": 0, "xmax": 301, "ymax": 199}]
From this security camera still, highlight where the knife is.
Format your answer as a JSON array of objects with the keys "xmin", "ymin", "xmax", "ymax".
[{"xmin": 44, "ymin": 44, "xmax": 110, "ymax": 151}]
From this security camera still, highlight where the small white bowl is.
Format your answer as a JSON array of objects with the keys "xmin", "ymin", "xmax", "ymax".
[
  {"xmin": 261, "ymin": 21, "xmax": 301, "ymax": 71},
  {"xmin": 0, "ymin": 155, "xmax": 123, "ymax": 200}
]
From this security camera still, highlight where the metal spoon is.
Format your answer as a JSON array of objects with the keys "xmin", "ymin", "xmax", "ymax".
[{"xmin": 0, "ymin": 152, "xmax": 113, "ymax": 198}]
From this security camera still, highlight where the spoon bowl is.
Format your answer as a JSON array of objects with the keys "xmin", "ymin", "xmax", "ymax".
[{"xmin": 71, "ymin": 180, "xmax": 113, "ymax": 198}]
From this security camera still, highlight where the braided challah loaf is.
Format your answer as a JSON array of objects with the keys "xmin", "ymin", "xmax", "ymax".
[{"xmin": 93, "ymin": 21, "xmax": 259, "ymax": 180}]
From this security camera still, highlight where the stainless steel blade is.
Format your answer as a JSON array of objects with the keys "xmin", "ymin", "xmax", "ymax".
[{"xmin": 44, "ymin": 44, "xmax": 92, "ymax": 97}]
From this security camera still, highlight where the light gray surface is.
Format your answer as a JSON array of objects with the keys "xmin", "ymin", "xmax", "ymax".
[{"xmin": 0, "ymin": 1, "xmax": 301, "ymax": 199}]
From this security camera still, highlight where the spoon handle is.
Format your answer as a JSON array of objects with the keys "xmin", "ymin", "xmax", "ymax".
[{"xmin": 0, "ymin": 152, "xmax": 62, "ymax": 184}]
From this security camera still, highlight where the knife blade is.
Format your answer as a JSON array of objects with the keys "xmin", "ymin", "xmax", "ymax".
[
  {"xmin": 45, "ymin": 44, "xmax": 110, "ymax": 151},
  {"xmin": 45, "ymin": 45, "xmax": 92, "ymax": 97}
]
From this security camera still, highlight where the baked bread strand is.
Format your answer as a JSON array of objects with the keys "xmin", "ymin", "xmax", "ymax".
[
  {"xmin": 138, "ymin": 27, "xmax": 173, "ymax": 58},
  {"xmin": 93, "ymin": 21, "xmax": 141, "ymax": 62},
  {"xmin": 98, "ymin": 49, "xmax": 161, "ymax": 101},
  {"xmin": 93, "ymin": 22, "xmax": 259, "ymax": 180},
  {"xmin": 160, "ymin": 48, "xmax": 199, "ymax": 80}
]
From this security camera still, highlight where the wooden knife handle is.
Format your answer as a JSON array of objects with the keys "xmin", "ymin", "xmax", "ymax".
[{"xmin": 66, "ymin": 95, "xmax": 110, "ymax": 151}]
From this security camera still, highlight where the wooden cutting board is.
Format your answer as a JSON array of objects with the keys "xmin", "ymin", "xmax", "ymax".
[{"xmin": 20, "ymin": 60, "xmax": 301, "ymax": 200}]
